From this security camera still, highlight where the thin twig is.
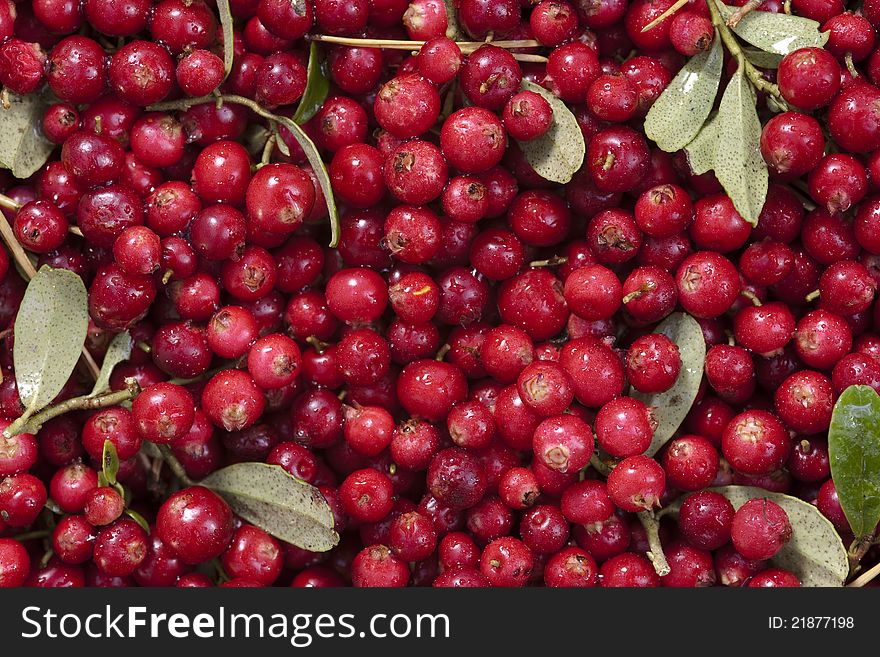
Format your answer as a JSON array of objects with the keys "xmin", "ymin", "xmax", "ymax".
[
  {"xmin": 638, "ymin": 511, "xmax": 671, "ymax": 577},
  {"xmin": 307, "ymin": 34, "xmax": 541, "ymax": 54},
  {"xmin": 849, "ymin": 559, "xmax": 880, "ymax": 587},
  {"xmin": 641, "ymin": 0, "xmax": 689, "ymax": 32},
  {"xmin": 156, "ymin": 444, "xmax": 195, "ymax": 487}
]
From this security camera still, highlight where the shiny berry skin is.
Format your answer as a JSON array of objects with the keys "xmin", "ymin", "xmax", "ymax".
[
  {"xmin": 828, "ymin": 81, "xmax": 880, "ymax": 154},
  {"xmin": 246, "ymin": 333, "xmax": 301, "ymax": 391},
  {"xmin": 794, "ymin": 309, "xmax": 852, "ymax": 370},
  {"xmin": 13, "ymin": 200, "xmax": 68, "ymax": 254},
  {"xmin": 352, "ymin": 544, "xmax": 409, "ymax": 587},
  {"xmin": 417, "ymin": 36, "xmax": 462, "ymax": 85},
  {"xmin": 0, "ymin": 423, "xmax": 37, "ymax": 477},
  {"xmin": 132, "ymin": 382, "xmax": 195, "ymax": 444},
  {"xmin": 388, "ymin": 272, "xmax": 439, "ymax": 323},
  {"xmin": 595, "ymin": 397, "xmax": 655, "ymax": 458},
  {"xmin": 440, "ymin": 107, "xmax": 506, "ymax": 174},
  {"xmin": 809, "ymin": 153, "xmax": 867, "ymax": 215},
  {"xmin": 325, "ymin": 267, "xmax": 388, "ymax": 323},
  {"xmin": 479, "ymin": 536, "xmax": 533, "ymax": 587},
  {"xmin": 0, "ymin": 473, "xmax": 47, "ymax": 527},
  {"xmin": 385, "ymin": 139, "xmax": 449, "ymax": 205},
  {"xmin": 388, "ymin": 511, "xmax": 437, "ymax": 562},
  {"xmin": 50, "ymin": 464, "xmax": 98, "ymax": 514},
  {"xmin": 0, "ymin": 39, "xmax": 45, "ymax": 95},
  {"xmin": 734, "ymin": 302, "xmax": 796, "ymax": 357},
  {"xmin": 374, "ymin": 74, "xmax": 441, "ymax": 138},
  {"xmin": 157, "ymin": 486, "xmax": 235, "ymax": 565},
  {"xmin": 201, "ymin": 370, "xmax": 265, "ymax": 432},
  {"xmin": 92, "ymin": 519, "xmax": 148, "ymax": 577},
  {"xmin": 502, "ymin": 90, "xmax": 553, "ymax": 141},
  {"xmin": 627, "ymin": 333, "xmax": 681, "ymax": 393},
  {"xmin": 108, "ymin": 40, "xmax": 175, "ymax": 106},
  {"xmin": 599, "ymin": 552, "xmax": 660, "ymax": 587},
  {"xmin": 84, "ymin": 487, "xmax": 125, "ymax": 527},
  {"xmin": 544, "ymin": 41, "xmax": 601, "ymax": 102},
  {"xmin": 498, "ymin": 467, "xmax": 540, "ymax": 511},
  {"xmin": 748, "ymin": 568, "xmax": 801, "ymax": 587},
  {"xmin": 662, "ymin": 434, "xmax": 719, "ymax": 491},
  {"xmin": 427, "ymin": 447, "xmax": 487, "ymax": 511},
  {"xmin": 221, "ymin": 525, "xmax": 282, "ymax": 586},
  {"xmin": 543, "ymin": 546, "xmax": 597, "ymax": 587},
  {"xmin": 191, "ymin": 140, "xmax": 252, "ymax": 206},
  {"xmin": 441, "ymin": 177, "xmax": 490, "ymax": 224},
  {"xmin": 774, "ymin": 370, "xmax": 834, "ymax": 435},
  {"xmin": 62, "ymin": 130, "xmax": 126, "ymax": 186},
  {"xmin": 397, "ymin": 360, "xmax": 467, "ymax": 422},
  {"xmin": 329, "ymin": 144, "xmax": 387, "ymax": 209},
  {"xmin": 819, "ymin": 260, "xmax": 877, "ymax": 316},
  {"xmin": 606, "ymin": 455, "xmax": 666, "ymax": 512},
  {"xmin": 778, "ymin": 47, "xmax": 841, "ymax": 110},
  {"xmin": 532, "ymin": 414, "xmax": 594, "ymax": 474},
  {"xmin": 516, "ymin": 360, "xmax": 574, "ymax": 416},
  {"xmin": 563, "ymin": 264, "xmax": 622, "ymax": 321},
  {"xmin": 587, "ymin": 126, "xmax": 650, "ymax": 193},
  {"xmin": 559, "ymin": 337, "xmax": 625, "ymax": 408},
  {"xmin": 588, "ymin": 74, "xmax": 639, "ymax": 123},
  {"xmin": 246, "ymin": 163, "xmax": 316, "ymax": 235},
  {"xmin": 731, "ymin": 498, "xmax": 792, "ymax": 561},
  {"xmin": 676, "ymin": 251, "xmax": 741, "ymax": 319},
  {"xmin": 678, "ymin": 490, "xmax": 735, "ymax": 550},
  {"xmin": 722, "ymin": 409, "xmax": 790, "ymax": 475},
  {"xmin": 384, "ymin": 205, "xmax": 442, "ymax": 264},
  {"xmin": 760, "ymin": 112, "xmax": 825, "ymax": 179},
  {"xmin": 82, "ymin": 406, "xmax": 142, "ymax": 462}
]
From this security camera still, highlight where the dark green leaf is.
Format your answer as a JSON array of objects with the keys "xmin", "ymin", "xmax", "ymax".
[
  {"xmin": 125, "ymin": 509, "xmax": 151, "ymax": 534},
  {"xmin": 201, "ymin": 463, "xmax": 339, "ymax": 552},
  {"xmin": 90, "ymin": 331, "xmax": 132, "ymax": 397},
  {"xmin": 13, "ymin": 266, "xmax": 88, "ymax": 418},
  {"xmin": 710, "ymin": 487, "xmax": 848, "ymax": 587},
  {"xmin": 216, "ymin": 0, "xmax": 234, "ymax": 77},
  {"xmin": 631, "ymin": 312, "xmax": 706, "ymax": 457},
  {"xmin": 644, "ymin": 36, "xmax": 723, "ymax": 153},
  {"xmin": 716, "ymin": 0, "xmax": 829, "ymax": 55},
  {"xmin": 292, "ymin": 42, "xmax": 330, "ymax": 125},
  {"xmin": 517, "ymin": 80, "xmax": 585, "ymax": 184},
  {"xmin": 102, "ymin": 439, "xmax": 120, "ymax": 486},
  {"xmin": 713, "ymin": 65, "xmax": 768, "ymax": 226},
  {"xmin": 0, "ymin": 92, "xmax": 54, "ymax": 179},
  {"xmin": 829, "ymin": 385, "xmax": 880, "ymax": 540}
]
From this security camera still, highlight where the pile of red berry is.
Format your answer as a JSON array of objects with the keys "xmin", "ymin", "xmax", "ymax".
[{"xmin": 0, "ymin": 0, "xmax": 876, "ymax": 589}]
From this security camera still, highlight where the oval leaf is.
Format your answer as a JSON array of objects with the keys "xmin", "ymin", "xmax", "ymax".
[
  {"xmin": 710, "ymin": 486, "xmax": 849, "ymax": 587},
  {"xmin": 517, "ymin": 80, "xmax": 585, "ymax": 185},
  {"xmin": 102, "ymin": 439, "xmax": 120, "ymax": 487},
  {"xmin": 742, "ymin": 47, "xmax": 784, "ymax": 69},
  {"xmin": 90, "ymin": 331, "xmax": 132, "ymax": 397},
  {"xmin": 684, "ymin": 111, "xmax": 719, "ymax": 176},
  {"xmin": 0, "ymin": 92, "xmax": 54, "ymax": 179},
  {"xmin": 14, "ymin": 266, "xmax": 88, "ymax": 415},
  {"xmin": 713, "ymin": 66, "xmax": 768, "ymax": 226},
  {"xmin": 645, "ymin": 36, "xmax": 723, "ymax": 153},
  {"xmin": 201, "ymin": 463, "xmax": 339, "ymax": 552},
  {"xmin": 216, "ymin": 0, "xmax": 234, "ymax": 76},
  {"xmin": 828, "ymin": 385, "xmax": 880, "ymax": 540},
  {"xmin": 716, "ymin": 0, "xmax": 829, "ymax": 55},
  {"xmin": 632, "ymin": 312, "xmax": 706, "ymax": 457},
  {"xmin": 291, "ymin": 42, "xmax": 330, "ymax": 125}
]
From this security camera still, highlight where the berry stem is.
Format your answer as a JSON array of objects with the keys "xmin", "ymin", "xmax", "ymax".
[
  {"xmin": 726, "ymin": 0, "xmax": 760, "ymax": 27},
  {"xmin": 707, "ymin": 0, "xmax": 789, "ymax": 110},
  {"xmin": 308, "ymin": 34, "xmax": 548, "ymax": 61},
  {"xmin": 3, "ymin": 378, "xmax": 142, "ymax": 439},
  {"xmin": 156, "ymin": 444, "xmax": 195, "ymax": 487},
  {"xmin": 640, "ymin": 0, "xmax": 689, "ymax": 33},
  {"xmin": 805, "ymin": 289, "xmax": 820, "ymax": 302},
  {"xmin": 528, "ymin": 255, "xmax": 568, "ymax": 268},
  {"xmin": 740, "ymin": 289, "xmax": 763, "ymax": 306},
  {"xmin": 10, "ymin": 529, "xmax": 51, "ymax": 541},
  {"xmin": 637, "ymin": 510, "xmax": 671, "ymax": 577}
]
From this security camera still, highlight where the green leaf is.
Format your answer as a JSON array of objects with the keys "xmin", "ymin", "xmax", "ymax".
[
  {"xmin": 516, "ymin": 80, "xmax": 585, "ymax": 184},
  {"xmin": 201, "ymin": 463, "xmax": 339, "ymax": 552},
  {"xmin": 644, "ymin": 36, "xmax": 723, "ymax": 153},
  {"xmin": 13, "ymin": 266, "xmax": 88, "ymax": 417},
  {"xmin": 716, "ymin": 0, "xmax": 829, "ymax": 55},
  {"xmin": 708, "ymin": 487, "xmax": 849, "ymax": 587},
  {"xmin": 291, "ymin": 42, "xmax": 330, "ymax": 125},
  {"xmin": 125, "ymin": 508, "xmax": 151, "ymax": 534},
  {"xmin": 0, "ymin": 92, "xmax": 54, "ymax": 179},
  {"xmin": 631, "ymin": 312, "xmax": 706, "ymax": 457},
  {"xmin": 828, "ymin": 385, "xmax": 880, "ymax": 540},
  {"xmin": 102, "ymin": 439, "xmax": 120, "ymax": 486},
  {"xmin": 684, "ymin": 112, "xmax": 720, "ymax": 176},
  {"xmin": 89, "ymin": 331, "xmax": 132, "ymax": 397},
  {"xmin": 742, "ymin": 47, "xmax": 784, "ymax": 69},
  {"xmin": 713, "ymin": 65, "xmax": 768, "ymax": 226},
  {"xmin": 216, "ymin": 0, "xmax": 234, "ymax": 77}
]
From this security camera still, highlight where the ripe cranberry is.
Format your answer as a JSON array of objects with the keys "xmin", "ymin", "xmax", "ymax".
[
  {"xmin": 600, "ymin": 552, "xmax": 660, "ymax": 587},
  {"xmin": 385, "ymin": 139, "xmax": 449, "ymax": 205},
  {"xmin": 587, "ymin": 126, "xmax": 650, "ymax": 192},
  {"xmin": 690, "ymin": 194, "xmax": 752, "ymax": 252},
  {"xmin": 0, "ymin": 473, "xmax": 47, "ymax": 527},
  {"xmin": 84, "ymin": 487, "xmax": 125, "ymax": 527},
  {"xmin": 595, "ymin": 397, "xmax": 654, "ymax": 458},
  {"xmin": 397, "ymin": 360, "xmax": 467, "ymax": 422},
  {"xmin": 676, "ymin": 251, "xmax": 741, "ymax": 319},
  {"xmin": 627, "ymin": 333, "xmax": 681, "ymax": 393},
  {"xmin": 778, "ymin": 47, "xmax": 841, "ymax": 110},
  {"xmin": 108, "ymin": 40, "xmax": 175, "ymax": 106},
  {"xmin": 662, "ymin": 435, "xmax": 719, "ymax": 491},
  {"xmin": 245, "ymin": 163, "xmax": 315, "ymax": 235},
  {"xmin": 191, "ymin": 140, "xmax": 251, "ymax": 206},
  {"xmin": 502, "ymin": 90, "xmax": 553, "ymax": 142},
  {"xmin": 774, "ymin": 370, "xmax": 834, "ymax": 435},
  {"xmin": 254, "ymin": 52, "xmax": 307, "ymax": 109},
  {"xmin": 828, "ymin": 81, "xmax": 880, "ymax": 153},
  {"xmin": 606, "ymin": 455, "xmax": 665, "ymax": 512},
  {"xmin": 731, "ymin": 498, "xmax": 792, "ymax": 560},
  {"xmin": 221, "ymin": 525, "xmax": 282, "ymax": 586},
  {"xmin": 516, "ymin": 360, "xmax": 574, "ymax": 416},
  {"xmin": 498, "ymin": 269, "xmax": 568, "ymax": 341},
  {"xmin": 819, "ymin": 260, "xmax": 876, "ymax": 315},
  {"xmin": 132, "ymin": 382, "xmax": 195, "ymax": 444},
  {"xmin": 157, "ymin": 486, "xmax": 234, "ymax": 565},
  {"xmin": 440, "ymin": 107, "xmax": 506, "ymax": 174},
  {"xmin": 50, "ymin": 464, "xmax": 98, "ymax": 514},
  {"xmin": 62, "ymin": 130, "xmax": 126, "ymax": 186},
  {"xmin": 722, "ymin": 409, "xmax": 790, "ymax": 475},
  {"xmin": 325, "ymin": 267, "xmax": 388, "ymax": 324},
  {"xmin": 374, "ymin": 74, "xmax": 440, "ymax": 139},
  {"xmin": 427, "ymin": 447, "xmax": 487, "ymax": 511},
  {"xmin": 559, "ymin": 337, "xmax": 625, "ymax": 408},
  {"xmin": 544, "ymin": 41, "xmax": 601, "ymax": 102},
  {"xmin": 352, "ymin": 544, "xmax": 409, "ymax": 587},
  {"xmin": 678, "ymin": 490, "xmax": 735, "ymax": 550},
  {"xmin": 0, "ymin": 39, "xmax": 45, "ymax": 95},
  {"xmin": 479, "ymin": 536, "xmax": 533, "ymax": 587},
  {"xmin": 532, "ymin": 414, "xmax": 594, "ymax": 473},
  {"xmin": 417, "ymin": 36, "xmax": 462, "ymax": 85},
  {"xmin": 327, "ymin": 45, "xmax": 383, "ymax": 94},
  {"xmin": 808, "ymin": 153, "xmax": 868, "ymax": 214},
  {"xmin": 201, "ymin": 370, "xmax": 265, "ymax": 432},
  {"xmin": 794, "ymin": 309, "xmax": 852, "ymax": 370}
]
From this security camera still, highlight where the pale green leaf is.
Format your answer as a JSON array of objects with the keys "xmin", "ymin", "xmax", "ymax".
[
  {"xmin": 711, "ymin": 487, "xmax": 848, "ymax": 587},
  {"xmin": 713, "ymin": 66, "xmax": 768, "ymax": 226},
  {"xmin": 13, "ymin": 267, "xmax": 88, "ymax": 415},
  {"xmin": 90, "ymin": 331, "xmax": 132, "ymax": 397},
  {"xmin": 516, "ymin": 80, "xmax": 585, "ymax": 184},
  {"xmin": 828, "ymin": 385, "xmax": 880, "ymax": 539},
  {"xmin": 0, "ymin": 92, "xmax": 54, "ymax": 179},
  {"xmin": 632, "ymin": 312, "xmax": 706, "ymax": 457},
  {"xmin": 291, "ymin": 42, "xmax": 330, "ymax": 125},
  {"xmin": 644, "ymin": 36, "xmax": 723, "ymax": 153},
  {"xmin": 684, "ymin": 112, "xmax": 720, "ymax": 176},
  {"xmin": 217, "ymin": 0, "xmax": 234, "ymax": 77},
  {"xmin": 201, "ymin": 463, "xmax": 339, "ymax": 552},
  {"xmin": 717, "ymin": 0, "xmax": 829, "ymax": 55},
  {"xmin": 742, "ymin": 47, "xmax": 784, "ymax": 69}
]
